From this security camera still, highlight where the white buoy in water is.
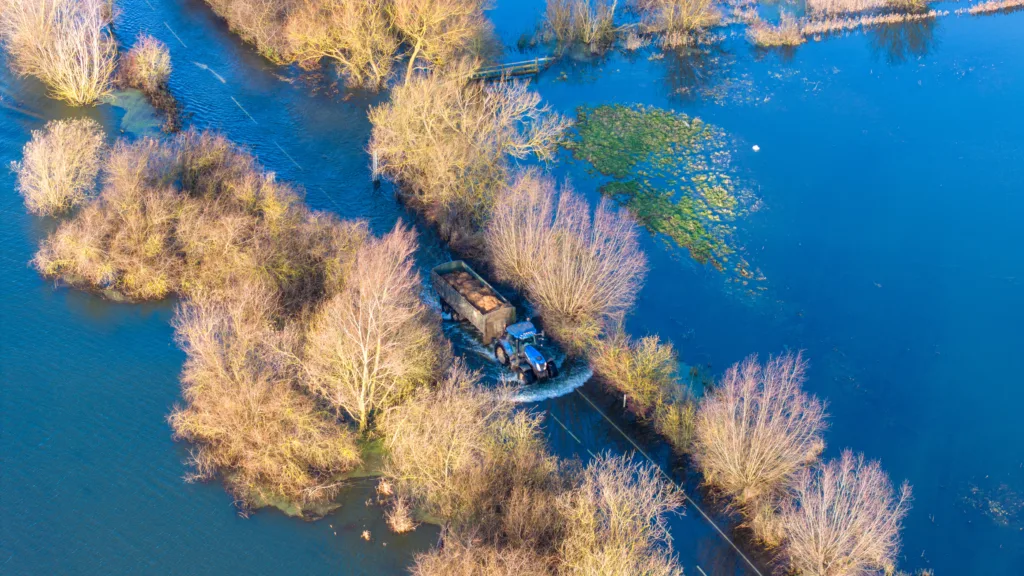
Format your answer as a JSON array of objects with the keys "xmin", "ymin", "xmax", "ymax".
[{"xmin": 752, "ymin": 145, "xmax": 761, "ymax": 152}]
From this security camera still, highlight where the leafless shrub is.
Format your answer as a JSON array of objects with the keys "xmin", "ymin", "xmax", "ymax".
[
  {"xmin": 485, "ymin": 172, "xmax": 647, "ymax": 352},
  {"xmin": 781, "ymin": 451, "xmax": 912, "ymax": 576},
  {"xmin": 693, "ymin": 352, "xmax": 827, "ymax": 506},
  {"xmin": 386, "ymin": 497, "xmax": 418, "ymax": 533},
  {"xmin": 557, "ymin": 453, "xmax": 684, "ymax": 576},
  {"xmin": 747, "ymin": 14, "xmax": 806, "ymax": 47},
  {"xmin": 0, "ymin": 0, "xmax": 117, "ymax": 105},
  {"xmin": 302, "ymin": 222, "xmax": 442, "ymax": 431},
  {"xmin": 12, "ymin": 118, "xmax": 106, "ymax": 216},
  {"xmin": 389, "ymin": 0, "xmax": 490, "ymax": 81},
  {"xmin": 546, "ymin": 0, "xmax": 619, "ymax": 51},
  {"xmin": 120, "ymin": 34, "xmax": 171, "ymax": 94},
  {"xmin": 632, "ymin": 0, "xmax": 721, "ymax": 43},
  {"xmin": 167, "ymin": 287, "xmax": 363, "ymax": 509},
  {"xmin": 369, "ymin": 66, "xmax": 570, "ymax": 245},
  {"xmin": 653, "ymin": 393, "xmax": 697, "ymax": 455},
  {"xmin": 412, "ymin": 539, "xmax": 552, "ymax": 576}
]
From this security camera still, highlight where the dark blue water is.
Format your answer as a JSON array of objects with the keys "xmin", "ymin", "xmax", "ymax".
[{"xmin": 2, "ymin": 1, "xmax": 1022, "ymax": 574}]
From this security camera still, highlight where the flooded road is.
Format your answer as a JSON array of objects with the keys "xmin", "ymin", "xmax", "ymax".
[{"xmin": 2, "ymin": 1, "xmax": 1023, "ymax": 574}]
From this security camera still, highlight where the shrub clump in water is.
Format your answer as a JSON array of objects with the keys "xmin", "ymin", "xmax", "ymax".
[
  {"xmin": 118, "ymin": 34, "xmax": 180, "ymax": 131},
  {"xmin": 12, "ymin": 118, "xmax": 106, "ymax": 216},
  {"xmin": 0, "ymin": 0, "xmax": 118, "ymax": 106}
]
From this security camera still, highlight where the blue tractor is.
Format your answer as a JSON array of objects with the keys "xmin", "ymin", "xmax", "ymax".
[{"xmin": 494, "ymin": 321, "xmax": 559, "ymax": 385}]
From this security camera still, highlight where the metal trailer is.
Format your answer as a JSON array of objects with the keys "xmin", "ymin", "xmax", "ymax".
[{"xmin": 431, "ymin": 260, "xmax": 516, "ymax": 344}]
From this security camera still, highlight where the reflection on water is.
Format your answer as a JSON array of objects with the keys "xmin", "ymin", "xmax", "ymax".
[{"xmin": 869, "ymin": 19, "xmax": 940, "ymax": 64}]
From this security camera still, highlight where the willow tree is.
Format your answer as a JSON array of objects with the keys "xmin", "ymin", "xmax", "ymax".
[
  {"xmin": 389, "ymin": 0, "xmax": 490, "ymax": 82},
  {"xmin": 302, "ymin": 222, "xmax": 441, "ymax": 432},
  {"xmin": 369, "ymin": 65, "xmax": 570, "ymax": 242}
]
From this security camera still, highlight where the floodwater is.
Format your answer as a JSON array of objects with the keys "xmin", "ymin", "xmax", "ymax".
[{"xmin": 2, "ymin": 1, "xmax": 1022, "ymax": 574}]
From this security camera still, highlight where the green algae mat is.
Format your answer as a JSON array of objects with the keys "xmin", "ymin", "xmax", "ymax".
[{"xmin": 566, "ymin": 104, "xmax": 762, "ymax": 287}]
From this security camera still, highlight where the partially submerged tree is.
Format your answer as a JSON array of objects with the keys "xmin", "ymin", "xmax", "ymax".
[
  {"xmin": 693, "ymin": 352, "xmax": 827, "ymax": 506},
  {"xmin": 557, "ymin": 453, "xmax": 684, "ymax": 576},
  {"xmin": 389, "ymin": 0, "xmax": 490, "ymax": 82},
  {"xmin": 302, "ymin": 222, "xmax": 442, "ymax": 431},
  {"xmin": 369, "ymin": 67, "xmax": 570, "ymax": 244},
  {"xmin": 12, "ymin": 118, "xmax": 106, "ymax": 216},
  {"xmin": 168, "ymin": 287, "xmax": 363, "ymax": 509},
  {"xmin": 120, "ymin": 34, "xmax": 172, "ymax": 94},
  {"xmin": 545, "ymin": 0, "xmax": 619, "ymax": 52},
  {"xmin": 631, "ymin": 0, "xmax": 720, "ymax": 47},
  {"xmin": 285, "ymin": 0, "xmax": 399, "ymax": 88},
  {"xmin": 591, "ymin": 331, "xmax": 678, "ymax": 415},
  {"xmin": 486, "ymin": 172, "xmax": 647, "ymax": 351},
  {"xmin": 781, "ymin": 451, "xmax": 912, "ymax": 576},
  {"xmin": 0, "ymin": 0, "xmax": 118, "ymax": 105}
]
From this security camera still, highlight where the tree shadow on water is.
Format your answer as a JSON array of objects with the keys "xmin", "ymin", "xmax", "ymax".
[
  {"xmin": 660, "ymin": 44, "xmax": 733, "ymax": 103},
  {"xmin": 869, "ymin": 19, "xmax": 940, "ymax": 65}
]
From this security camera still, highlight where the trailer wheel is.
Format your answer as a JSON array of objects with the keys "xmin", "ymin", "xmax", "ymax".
[{"xmin": 495, "ymin": 345, "xmax": 508, "ymax": 366}]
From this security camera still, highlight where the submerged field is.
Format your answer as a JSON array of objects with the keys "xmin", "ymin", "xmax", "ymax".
[{"xmin": 2, "ymin": 1, "xmax": 1023, "ymax": 575}]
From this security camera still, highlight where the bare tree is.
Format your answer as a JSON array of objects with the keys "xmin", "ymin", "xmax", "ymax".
[
  {"xmin": 413, "ymin": 538, "xmax": 552, "ymax": 576},
  {"xmin": 168, "ymin": 286, "xmax": 363, "ymax": 509},
  {"xmin": 546, "ymin": 0, "xmax": 618, "ymax": 51},
  {"xmin": 388, "ymin": 0, "xmax": 489, "ymax": 82},
  {"xmin": 12, "ymin": 118, "xmax": 106, "ymax": 216},
  {"xmin": 302, "ymin": 222, "xmax": 442, "ymax": 432},
  {"xmin": 693, "ymin": 352, "xmax": 827, "ymax": 506},
  {"xmin": 0, "ymin": 0, "xmax": 118, "ymax": 105},
  {"xmin": 781, "ymin": 451, "xmax": 912, "ymax": 576},
  {"xmin": 557, "ymin": 453, "xmax": 684, "ymax": 576},
  {"xmin": 369, "ymin": 67, "xmax": 570, "ymax": 238},
  {"xmin": 285, "ymin": 0, "xmax": 399, "ymax": 88},
  {"xmin": 486, "ymin": 171, "xmax": 647, "ymax": 351}
]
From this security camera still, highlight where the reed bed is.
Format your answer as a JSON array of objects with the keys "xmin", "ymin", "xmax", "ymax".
[
  {"xmin": 958, "ymin": 0, "xmax": 1024, "ymax": 13},
  {"xmin": 800, "ymin": 9, "xmax": 948, "ymax": 36},
  {"xmin": 747, "ymin": 14, "xmax": 805, "ymax": 46}
]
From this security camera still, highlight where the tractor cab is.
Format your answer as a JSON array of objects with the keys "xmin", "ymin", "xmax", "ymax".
[{"xmin": 494, "ymin": 321, "xmax": 558, "ymax": 384}]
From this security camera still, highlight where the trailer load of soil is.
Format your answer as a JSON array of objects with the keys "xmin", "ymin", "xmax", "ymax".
[{"xmin": 442, "ymin": 270, "xmax": 503, "ymax": 313}]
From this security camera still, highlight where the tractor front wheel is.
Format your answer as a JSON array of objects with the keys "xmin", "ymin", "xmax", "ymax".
[{"xmin": 495, "ymin": 345, "xmax": 508, "ymax": 366}]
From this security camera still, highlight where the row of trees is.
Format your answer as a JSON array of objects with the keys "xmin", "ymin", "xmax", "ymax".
[{"xmin": 202, "ymin": 0, "xmax": 493, "ymax": 88}]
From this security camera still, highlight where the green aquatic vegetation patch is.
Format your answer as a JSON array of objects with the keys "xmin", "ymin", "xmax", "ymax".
[{"xmin": 567, "ymin": 104, "xmax": 757, "ymax": 281}]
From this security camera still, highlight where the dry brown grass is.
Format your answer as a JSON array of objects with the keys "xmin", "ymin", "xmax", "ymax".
[
  {"xmin": 693, "ymin": 352, "xmax": 827, "ymax": 507},
  {"xmin": 800, "ymin": 9, "xmax": 947, "ymax": 35},
  {"xmin": 557, "ymin": 453, "xmax": 684, "ymax": 576},
  {"xmin": 412, "ymin": 539, "xmax": 552, "ymax": 576},
  {"xmin": 120, "ymin": 34, "xmax": 171, "ymax": 94},
  {"xmin": 961, "ymin": 0, "xmax": 1024, "ymax": 13},
  {"xmin": 0, "ymin": 0, "xmax": 118, "ymax": 105},
  {"xmin": 369, "ymin": 66, "xmax": 570, "ymax": 247},
  {"xmin": 302, "ymin": 222, "xmax": 443, "ymax": 431},
  {"xmin": 747, "ymin": 14, "xmax": 806, "ymax": 47},
  {"xmin": 12, "ymin": 118, "xmax": 106, "ymax": 216},
  {"xmin": 632, "ymin": 0, "xmax": 721, "ymax": 45},
  {"xmin": 546, "ymin": 0, "xmax": 619, "ymax": 51},
  {"xmin": 167, "ymin": 287, "xmax": 363, "ymax": 509},
  {"xmin": 485, "ymin": 172, "xmax": 647, "ymax": 352},
  {"xmin": 781, "ymin": 451, "xmax": 912, "ymax": 576}
]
